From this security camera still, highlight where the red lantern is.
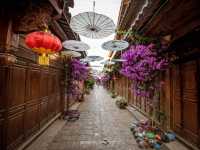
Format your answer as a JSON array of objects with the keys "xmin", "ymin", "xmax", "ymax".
[{"xmin": 25, "ymin": 31, "xmax": 62, "ymax": 65}]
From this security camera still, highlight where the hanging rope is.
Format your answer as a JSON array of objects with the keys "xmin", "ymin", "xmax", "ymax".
[
  {"xmin": 93, "ymin": 1, "xmax": 96, "ymax": 12},
  {"xmin": 92, "ymin": 1, "xmax": 96, "ymax": 28}
]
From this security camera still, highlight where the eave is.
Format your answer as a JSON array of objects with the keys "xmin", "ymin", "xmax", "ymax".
[
  {"xmin": 49, "ymin": 0, "xmax": 86, "ymax": 58},
  {"xmin": 136, "ymin": 0, "xmax": 200, "ymax": 44},
  {"xmin": 111, "ymin": 0, "xmax": 200, "ymax": 59},
  {"xmin": 117, "ymin": 0, "xmax": 147, "ymax": 32}
]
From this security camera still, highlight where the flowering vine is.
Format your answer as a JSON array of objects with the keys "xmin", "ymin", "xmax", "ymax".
[
  {"xmin": 100, "ymin": 74, "xmax": 111, "ymax": 87},
  {"xmin": 120, "ymin": 44, "xmax": 169, "ymax": 98},
  {"xmin": 70, "ymin": 59, "xmax": 89, "ymax": 81},
  {"xmin": 66, "ymin": 59, "xmax": 89, "ymax": 97}
]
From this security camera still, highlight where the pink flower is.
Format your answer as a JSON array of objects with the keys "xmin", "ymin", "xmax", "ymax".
[{"xmin": 120, "ymin": 44, "xmax": 169, "ymax": 99}]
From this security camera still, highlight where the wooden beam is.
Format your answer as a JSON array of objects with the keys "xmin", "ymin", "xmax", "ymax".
[
  {"xmin": 62, "ymin": 13, "xmax": 79, "ymax": 40},
  {"xmin": 144, "ymin": 0, "xmax": 200, "ymax": 41},
  {"xmin": 48, "ymin": 0, "xmax": 62, "ymax": 15},
  {"xmin": 50, "ymin": 20, "xmax": 68, "ymax": 41},
  {"xmin": 13, "ymin": 3, "xmax": 53, "ymax": 33},
  {"xmin": 0, "ymin": 18, "xmax": 12, "ymax": 51}
]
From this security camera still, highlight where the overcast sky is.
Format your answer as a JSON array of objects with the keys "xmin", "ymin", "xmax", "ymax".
[{"xmin": 69, "ymin": 0, "xmax": 121, "ymax": 70}]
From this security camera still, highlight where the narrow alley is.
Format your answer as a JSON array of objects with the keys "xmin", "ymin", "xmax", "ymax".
[
  {"xmin": 25, "ymin": 86, "xmax": 189, "ymax": 150},
  {"xmin": 26, "ymin": 85, "xmax": 137, "ymax": 150},
  {"xmin": 1, "ymin": 0, "xmax": 200, "ymax": 150}
]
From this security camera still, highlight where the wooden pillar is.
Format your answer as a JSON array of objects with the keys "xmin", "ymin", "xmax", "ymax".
[
  {"xmin": 0, "ymin": 12, "xmax": 16, "ymax": 67},
  {"xmin": 0, "ymin": 16, "xmax": 12, "ymax": 51},
  {"xmin": 0, "ymin": 11, "xmax": 14, "ymax": 149}
]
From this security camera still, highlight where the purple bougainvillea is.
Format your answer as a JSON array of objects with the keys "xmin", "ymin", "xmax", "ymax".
[
  {"xmin": 120, "ymin": 44, "xmax": 169, "ymax": 98},
  {"xmin": 100, "ymin": 74, "xmax": 111, "ymax": 87},
  {"xmin": 70, "ymin": 59, "xmax": 89, "ymax": 81},
  {"xmin": 67, "ymin": 59, "xmax": 89, "ymax": 97}
]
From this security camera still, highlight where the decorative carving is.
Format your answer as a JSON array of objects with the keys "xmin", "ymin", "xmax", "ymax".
[{"xmin": 13, "ymin": 3, "xmax": 54, "ymax": 33}]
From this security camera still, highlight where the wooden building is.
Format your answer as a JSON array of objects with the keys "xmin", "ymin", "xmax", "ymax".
[
  {"xmin": 110, "ymin": 0, "xmax": 200, "ymax": 148},
  {"xmin": 0, "ymin": 0, "xmax": 85, "ymax": 149}
]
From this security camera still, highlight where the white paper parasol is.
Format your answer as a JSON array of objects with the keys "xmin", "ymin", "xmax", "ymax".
[
  {"xmin": 80, "ymin": 57, "xmax": 96, "ymax": 63},
  {"xmin": 70, "ymin": 12, "xmax": 115, "ymax": 39},
  {"xmin": 86, "ymin": 56, "xmax": 104, "ymax": 61},
  {"xmin": 101, "ymin": 40, "xmax": 129, "ymax": 51},
  {"xmin": 62, "ymin": 40, "xmax": 90, "ymax": 52},
  {"xmin": 61, "ymin": 50, "xmax": 81, "ymax": 58}
]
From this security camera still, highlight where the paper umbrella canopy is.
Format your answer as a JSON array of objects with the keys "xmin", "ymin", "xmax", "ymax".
[
  {"xmin": 70, "ymin": 12, "xmax": 115, "ymax": 39},
  {"xmin": 80, "ymin": 56, "xmax": 104, "ymax": 62},
  {"xmin": 101, "ymin": 40, "xmax": 129, "ymax": 51},
  {"xmin": 61, "ymin": 50, "xmax": 81, "ymax": 58},
  {"xmin": 80, "ymin": 58, "xmax": 95, "ymax": 63},
  {"xmin": 62, "ymin": 40, "xmax": 90, "ymax": 52},
  {"xmin": 86, "ymin": 56, "xmax": 104, "ymax": 61}
]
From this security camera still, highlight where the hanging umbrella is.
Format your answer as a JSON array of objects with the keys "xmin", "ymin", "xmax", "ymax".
[
  {"xmin": 86, "ymin": 56, "xmax": 104, "ymax": 61},
  {"xmin": 100, "ymin": 60, "xmax": 109, "ymax": 64},
  {"xmin": 70, "ymin": 1, "xmax": 115, "ymax": 39},
  {"xmin": 70, "ymin": 12, "xmax": 115, "ymax": 39},
  {"xmin": 80, "ymin": 57, "xmax": 96, "ymax": 63},
  {"xmin": 101, "ymin": 40, "xmax": 129, "ymax": 51},
  {"xmin": 62, "ymin": 40, "xmax": 90, "ymax": 52},
  {"xmin": 61, "ymin": 50, "xmax": 81, "ymax": 58}
]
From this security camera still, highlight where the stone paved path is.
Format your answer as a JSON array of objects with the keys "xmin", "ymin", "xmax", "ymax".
[
  {"xmin": 47, "ymin": 85, "xmax": 139, "ymax": 150},
  {"xmin": 26, "ymin": 85, "xmax": 190, "ymax": 150}
]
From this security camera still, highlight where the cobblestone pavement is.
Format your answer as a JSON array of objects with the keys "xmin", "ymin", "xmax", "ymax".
[{"xmin": 47, "ymin": 85, "xmax": 139, "ymax": 150}]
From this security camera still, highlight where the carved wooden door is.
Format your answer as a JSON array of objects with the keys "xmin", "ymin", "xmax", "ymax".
[{"xmin": 170, "ymin": 60, "xmax": 200, "ymax": 146}]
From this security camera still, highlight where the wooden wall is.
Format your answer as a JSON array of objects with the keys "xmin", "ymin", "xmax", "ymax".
[
  {"xmin": 0, "ymin": 25, "xmax": 64, "ymax": 150},
  {"xmin": 169, "ymin": 59, "xmax": 200, "ymax": 146},
  {"xmin": 0, "ymin": 56, "xmax": 63, "ymax": 150},
  {"xmin": 0, "ymin": 66, "xmax": 6, "ymax": 149},
  {"xmin": 111, "ymin": 59, "xmax": 200, "ymax": 147},
  {"xmin": 0, "ymin": 3, "xmax": 80, "ymax": 149}
]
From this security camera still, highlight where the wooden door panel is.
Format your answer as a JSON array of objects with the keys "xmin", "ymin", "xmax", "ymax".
[
  {"xmin": 182, "ymin": 61, "xmax": 197, "ymax": 89},
  {"xmin": 0, "ymin": 54, "xmax": 62, "ymax": 150},
  {"xmin": 0, "ymin": 67, "xmax": 8, "ymax": 110},
  {"xmin": 54, "ymin": 75, "xmax": 58, "ymax": 93},
  {"xmin": 183, "ymin": 91, "xmax": 198, "ymax": 102},
  {"xmin": 8, "ymin": 66, "xmax": 26, "ymax": 107},
  {"xmin": 7, "ymin": 112, "xmax": 24, "ymax": 149},
  {"xmin": 29, "ymin": 69, "xmax": 40, "ymax": 100},
  {"xmin": 183, "ymin": 101, "xmax": 198, "ymax": 133},
  {"xmin": 171, "ymin": 60, "xmax": 199, "ymax": 146},
  {"xmin": 0, "ymin": 117, "xmax": 4, "ymax": 150},
  {"xmin": 182, "ymin": 61, "xmax": 199, "ymax": 144},
  {"xmin": 39, "ymin": 99, "xmax": 48, "ymax": 125},
  {"xmin": 48, "ymin": 75, "xmax": 54, "ymax": 95},
  {"xmin": 56, "ymin": 94, "xmax": 60, "ymax": 113},
  {"xmin": 174, "ymin": 96, "xmax": 181, "ymax": 130},
  {"xmin": 171, "ymin": 65, "xmax": 182, "ymax": 131},
  {"xmin": 40, "ymin": 72, "xmax": 48, "ymax": 98},
  {"xmin": 0, "ymin": 67, "xmax": 6, "ymax": 148},
  {"xmin": 24, "ymin": 104, "xmax": 39, "ymax": 137},
  {"xmin": 48, "ymin": 96, "xmax": 55, "ymax": 116},
  {"xmin": 173, "ymin": 101, "xmax": 181, "ymax": 130}
]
